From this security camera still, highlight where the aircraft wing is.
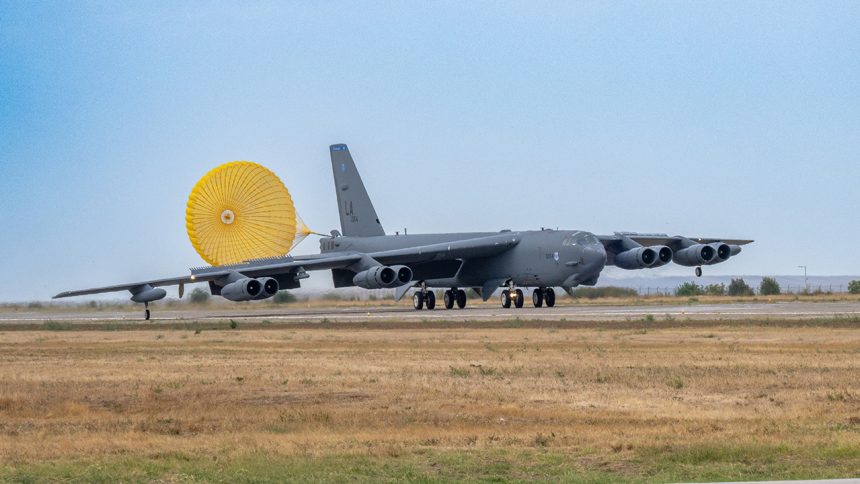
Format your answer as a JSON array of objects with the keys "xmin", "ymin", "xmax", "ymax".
[
  {"xmin": 54, "ymin": 275, "xmax": 202, "ymax": 299},
  {"xmin": 53, "ymin": 253, "xmax": 363, "ymax": 299},
  {"xmin": 599, "ymin": 233, "xmax": 754, "ymax": 251},
  {"xmin": 53, "ymin": 234, "xmax": 520, "ymax": 299},
  {"xmin": 368, "ymin": 232, "xmax": 522, "ymax": 265}
]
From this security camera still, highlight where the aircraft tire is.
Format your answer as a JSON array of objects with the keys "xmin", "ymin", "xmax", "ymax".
[
  {"xmin": 514, "ymin": 289, "xmax": 524, "ymax": 308},
  {"xmin": 413, "ymin": 292, "xmax": 424, "ymax": 310},
  {"xmin": 545, "ymin": 288, "xmax": 556, "ymax": 307},
  {"xmin": 532, "ymin": 289, "xmax": 543, "ymax": 308},
  {"xmin": 145, "ymin": 309, "xmax": 151, "ymax": 321},
  {"xmin": 425, "ymin": 291, "xmax": 436, "ymax": 310},
  {"xmin": 695, "ymin": 267, "xmax": 703, "ymax": 277},
  {"xmin": 443, "ymin": 290, "xmax": 455, "ymax": 309},
  {"xmin": 501, "ymin": 290, "xmax": 512, "ymax": 308},
  {"xmin": 456, "ymin": 289, "xmax": 467, "ymax": 309}
]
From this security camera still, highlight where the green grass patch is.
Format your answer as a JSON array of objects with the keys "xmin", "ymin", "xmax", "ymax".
[
  {"xmin": 41, "ymin": 320, "xmax": 73, "ymax": 331},
  {"xmin": 1, "ymin": 444, "xmax": 858, "ymax": 483}
]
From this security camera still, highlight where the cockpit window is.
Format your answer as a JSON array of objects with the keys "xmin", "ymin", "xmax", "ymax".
[
  {"xmin": 564, "ymin": 232, "xmax": 598, "ymax": 246},
  {"xmin": 579, "ymin": 233, "xmax": 599, "ymax": 245}
]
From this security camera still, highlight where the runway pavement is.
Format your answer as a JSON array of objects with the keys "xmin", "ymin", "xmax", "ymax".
[{"xmin": 2, "ymin": 300, "xmax": 860, "ymax": 324}]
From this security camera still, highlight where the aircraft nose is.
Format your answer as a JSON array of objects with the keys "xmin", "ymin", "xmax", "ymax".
[{"xmin": 585, "ymin": 242, "xmax": 607, "ymax": 272}]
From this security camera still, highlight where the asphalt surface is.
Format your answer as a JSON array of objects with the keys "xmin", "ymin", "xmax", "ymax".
[{"xmin": 3, "ymin": 300, "xmax": 860, "ymax": 324}]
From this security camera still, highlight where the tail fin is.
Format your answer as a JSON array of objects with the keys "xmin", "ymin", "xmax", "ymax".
[{"xmin": 329, "ymin": 144, "xmax": 385, "ymax": 237}]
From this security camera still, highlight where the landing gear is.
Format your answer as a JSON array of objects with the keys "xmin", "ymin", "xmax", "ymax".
[
  {"xmin": 144, "ymin": 302, "xmax": 151, "ymax": 321},
  {"xmin": 513, "ymin": 289, "xmax": 524, "ymax": 308},
  {"xmin": 444, "ymin": 289, "xmax": 468, "ymax": 309},
  {"xmin": 500, "ymin": 282, "xmax": 524, "ymax": 309},
  {"xmin": 532, "ymin": 288, "xmax": 556, "ymax": 308},
  {"xmin": 544, "ymin": 287, "xmax": 556, "ymax": 307},
  {"xmin": 444, "ymin": 290, "xmax": 455, "ymax": 309},
  {"xmin": 533, "ymin": 289, "xmax": 543, "ymax": 307},
  {"xmin": 413, "ymin": 283, "xmax": 436, "ymax": 310},
  {"xmin": 425, "ymin": 290, "xmax": 436, "ymax": 310},
  {"xmin": 695, "ymin": 267, "xmax": 703, "ymax": 277}
]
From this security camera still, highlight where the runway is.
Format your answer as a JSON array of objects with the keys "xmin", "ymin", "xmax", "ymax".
[{"xmin": 3, "ymin": 300, "xmax": 860, "ymax": 324}]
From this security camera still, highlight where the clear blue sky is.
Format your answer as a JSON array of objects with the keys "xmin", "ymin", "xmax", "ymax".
[{"xmin": 1, "ymin": 1, "xmax": 858, "ymax": 301}]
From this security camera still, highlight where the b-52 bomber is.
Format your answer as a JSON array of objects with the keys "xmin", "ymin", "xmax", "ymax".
[{"xmin": 55, "ymin": 144, "xmax": 752, "ymax": 319}]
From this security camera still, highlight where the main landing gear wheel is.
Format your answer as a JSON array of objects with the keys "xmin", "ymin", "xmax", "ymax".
[
  {"xmin": 513, "ymin": 289, "xmax": 524, "ymax": 308},
  {"xmin": 695, "ymin": 267, "xmax": 703, "ymax": 277},
  {"xmin": 544, "ymin": 287, "xmax": 556, "ymax": 308},
  {"xmin": 425, "ymin": 291, "xmax": 436, "ymax": 310},
  {"xmin": 413, "ymin": 283, "xmax": 436, "ymax": 311},
  {"xmin": 444, "ymin": 290, "xmax": 455, "ymax": 309},
  {"xmin": 501, "ymin": 290, "xmax": 512, "ymax": 308},
  {"xmin": 501, "ymin": 286, "xmax": 525, "ymax": 309},
  {"xmin": 144, "ymin": 302, "xmax": 151, "ymax": 321},
  {"xmin": 533, "ymin": 289, "xmax": 543, "ymax": 308},
  {"xmin": 456, "ymin": 289, "xmax": 467, "ymax": 309},
  {"xmin": 444, "ymin": 289, "xmax": 468, "ymax": 309}
]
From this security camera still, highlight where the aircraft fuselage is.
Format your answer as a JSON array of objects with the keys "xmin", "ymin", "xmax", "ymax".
[{"xmin": 321, "ymin": 229, "xmax": 607, "ymax": 289}]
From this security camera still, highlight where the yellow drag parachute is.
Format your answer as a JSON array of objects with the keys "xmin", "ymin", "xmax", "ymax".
[{"xmin": 185, "ymin": 161, "xmax": 310, "ymax": 266}]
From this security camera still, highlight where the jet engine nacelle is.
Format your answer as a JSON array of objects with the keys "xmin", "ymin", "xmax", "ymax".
[
  {"xmin": 221, "ymin": 278, "xmax": 262, "ymax": 302},
  {"xmin": 389, "ymin": 265, "xmax": 413, "ymax": 286},
  {"xmin": 705, "ymin": 243, "xmax": 732, "ymax": 265},
  {"xmin": 252, "ymin": 277, "xmax": 280, "ymax": 300},
  {"xmin": 615, "ymin": 247, "xmax": 658, "ymax": 269},
  {"xmin": 673, "ymin": 244, "xmax": 715, "ymax": 267},
  {"xmin": 352, "ymin": 265, "xmax": 411, "ymax": 289},
  {"xmin": 650, "ymin": 246, "xmax": 673, "ymax": 268}
]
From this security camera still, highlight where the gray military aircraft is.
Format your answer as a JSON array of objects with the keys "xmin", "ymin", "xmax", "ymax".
[{"xmin": 55, "ymin": 144, "xmax": 753, "ymax": 319}]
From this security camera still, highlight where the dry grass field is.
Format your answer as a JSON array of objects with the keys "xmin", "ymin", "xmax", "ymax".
[{"xmin": 0, "ymin": 319, "xmax": 858, "ymax": 482}]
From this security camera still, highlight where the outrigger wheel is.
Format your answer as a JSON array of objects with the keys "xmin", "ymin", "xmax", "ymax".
[{"xmin": 186, "ymin": 161, "xmax": 311, "ymax": 266}]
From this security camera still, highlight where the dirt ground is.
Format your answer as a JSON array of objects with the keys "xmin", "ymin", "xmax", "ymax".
[{"xmin": 0, "ymin": 320, "xmax": 858, "ymax": 481}]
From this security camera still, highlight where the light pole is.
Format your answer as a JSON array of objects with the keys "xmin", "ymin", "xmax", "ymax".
[{"xmin": 797, "ymin": 265, "xmax": 808, "ymax": 293}]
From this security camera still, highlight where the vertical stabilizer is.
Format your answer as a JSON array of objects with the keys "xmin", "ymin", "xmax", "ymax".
[{"xmin": 329, "ymin": 144, "xmax": 385, "ymax": 237}]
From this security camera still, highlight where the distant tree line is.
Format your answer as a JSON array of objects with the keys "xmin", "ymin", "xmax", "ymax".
[{"xmin": 675, "ymin": 277, "xmax": 780, "ymax": 297}]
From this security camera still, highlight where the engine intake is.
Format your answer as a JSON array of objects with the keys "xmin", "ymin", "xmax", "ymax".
[
  {"xmin": 651, "ymin": 246, "xmax": 673, "ymax": 268},
  {"xmin": 390, "ymin": 265, "xmax": 413, "ymax": 285},
  {"xmin": 673, "ymin": 244, "xmax": 715, "ymax": 267},
  {"xmin": 706, "ymin": 243, "xmax": 732, "ymax": 265},
  {"xmin": 253, "ymin": 277, "xmax": 280, "ymax": 300},
  {"xmin": 221, "ymin": 278, "xmax": 262, "ymax": 301}
]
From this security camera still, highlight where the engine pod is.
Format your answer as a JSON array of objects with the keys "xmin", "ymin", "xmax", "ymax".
[
  {"xmin": 221, "ymin": 278, "xmax": 262, "ymax": 301},
  {"xmin": 352, "ymin": 266, "xmax": 398, "ymax": 289},
  {"xmin": 673, "ymin": 244, "xmax": 715, "ymax": 266},
  {"xmin": 253, "ymin": 277, "xmax": 280, "ymax": 300},
  {"xmin": 614, "ymin": 247, "xmax": 658, "ymax": 269}
]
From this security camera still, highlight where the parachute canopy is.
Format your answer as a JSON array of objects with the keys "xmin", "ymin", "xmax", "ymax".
[{"xmin": 185, "ymin": 161, "xmax": 310, "ymax": 266}]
